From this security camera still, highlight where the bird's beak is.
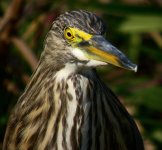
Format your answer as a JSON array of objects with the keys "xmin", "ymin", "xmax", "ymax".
[{"xmin": 77, "ymin": 35, "xmax": 137, "ymax": 72}]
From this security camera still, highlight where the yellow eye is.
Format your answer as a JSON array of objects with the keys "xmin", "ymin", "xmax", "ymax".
[{"xmin": 64, "ymin": 28, "xmax": 74, "ymax": 40}]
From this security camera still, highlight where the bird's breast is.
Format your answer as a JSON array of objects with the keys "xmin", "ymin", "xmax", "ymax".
[{"xmin": 50, "ymin": 71, "xmax": 93, "ymax": 150}]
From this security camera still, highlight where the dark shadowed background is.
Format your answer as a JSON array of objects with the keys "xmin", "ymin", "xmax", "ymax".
[{"xmin": 0, "ymin": 0, "xmax": 162, "ymax": 149}]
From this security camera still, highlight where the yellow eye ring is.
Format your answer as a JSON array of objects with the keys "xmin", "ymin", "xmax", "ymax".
[{"xmin": 64, "ymin": 28, "xmax": 74, "ymax": 40}]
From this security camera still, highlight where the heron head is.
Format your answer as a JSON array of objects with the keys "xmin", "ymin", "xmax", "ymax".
[{"xmin": 43, "ymin": 10, "xmax": 137, "ymax": 72}]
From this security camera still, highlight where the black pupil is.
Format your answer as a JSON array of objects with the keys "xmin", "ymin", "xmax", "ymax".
[{"xmin": 67, "ymin": 32, "xmax": 72, "ymax": 37}]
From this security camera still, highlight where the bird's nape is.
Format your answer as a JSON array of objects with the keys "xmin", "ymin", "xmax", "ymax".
[{"xmin": 3, "ymin": 10, "xmax": 144, "ymax": 150}]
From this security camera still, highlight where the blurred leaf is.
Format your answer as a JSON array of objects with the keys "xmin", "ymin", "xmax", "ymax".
[
  {"xmin": 153, "ymin": 130, "xmax": 162, "ymax": 143},
  {"xmin": 118, "ymin": 15, "xmax": 162, "ymax": 33},
  {"xmin": 131, "ymin": 86, "xmax": 162, "ymax": 111},
  {"xmin": 128, "ymin": 34, "xmax": 141, "ymax": 62}
]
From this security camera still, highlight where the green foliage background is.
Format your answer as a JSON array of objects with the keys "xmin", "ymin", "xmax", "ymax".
[{"xmin": 0, "ymin": 0, "xmax": 162, "ymax": 149}]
